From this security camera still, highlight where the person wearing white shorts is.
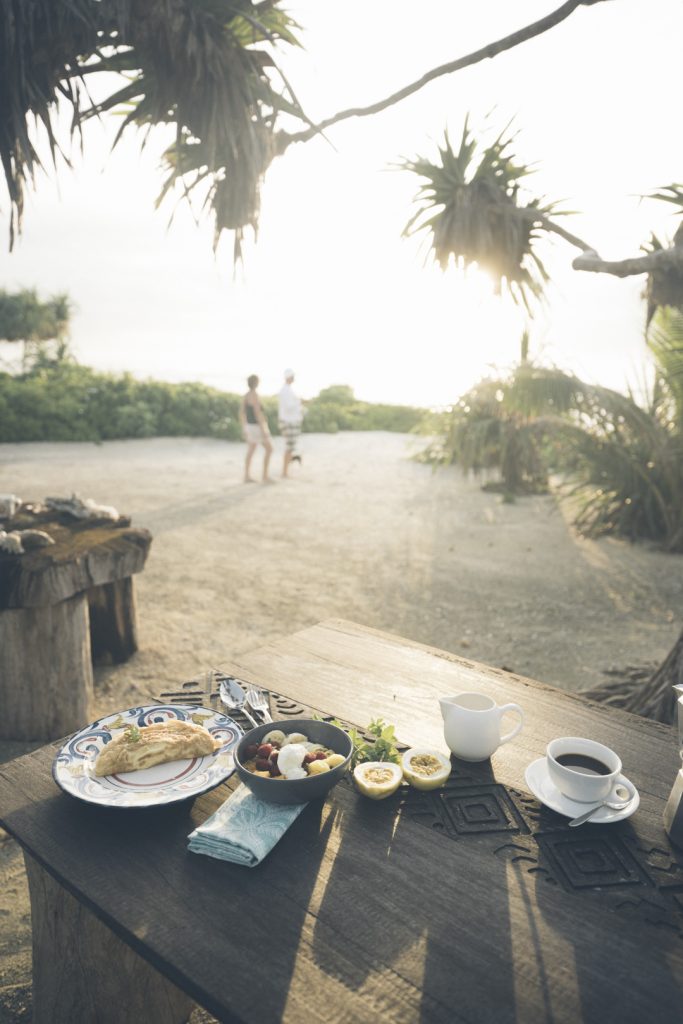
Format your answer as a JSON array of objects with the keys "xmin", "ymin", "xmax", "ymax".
[{"xmin": 239, "ymin": 374, "xmax": 273, "ymax": 483}]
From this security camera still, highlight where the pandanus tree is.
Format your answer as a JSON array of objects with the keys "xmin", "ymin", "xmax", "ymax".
[
  {"xmin": 400, "ymin": 119, "xmax": 683, "ymax": 325},
  {"xmin": 0, "ymin": 0, "xmax": 309, "ymax": 257},
  {"xmin": 398, "ymin": 121, "xmax": 576, "ymax": 315},
  {"xmin": 1, "ymin": 0, "xmax": 612, "ymax": 257}
]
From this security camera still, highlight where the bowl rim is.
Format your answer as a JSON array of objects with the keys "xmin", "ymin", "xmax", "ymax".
[{"xmin": 235, "ymin": 718, "xmax": 352, "ymax": 783}]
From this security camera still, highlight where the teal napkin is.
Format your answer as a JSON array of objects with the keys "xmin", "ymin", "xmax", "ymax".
[{"xmin": 187, "ymin": 784, "xmax": 307, "ymax": 867}]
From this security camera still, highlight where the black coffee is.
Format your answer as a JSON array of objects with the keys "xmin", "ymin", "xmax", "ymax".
[{"xmin": 555, "ymin": 753, "xmax": 611, "ymax": 776}]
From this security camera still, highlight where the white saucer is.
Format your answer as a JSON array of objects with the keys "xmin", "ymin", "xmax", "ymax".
[{"xmin": 524, "ymin": 758, "xmax": 639, "ymax": 824}]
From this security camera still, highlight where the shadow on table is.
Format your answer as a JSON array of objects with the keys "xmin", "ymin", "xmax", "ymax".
[
  {"xmin": 517, "ymin": 814, "xmax": 683, "ymax": 1024},
  {"xmin": 0, "ymin": 739, "xmax": 44, "ymax": 766},
  {"xmin": 307, "ymin": 762, "xmax": 521, "ymax": 1023},
  {"xmin": 303, "ymin": 763, "xmax": 683, "ymax": 1023}
]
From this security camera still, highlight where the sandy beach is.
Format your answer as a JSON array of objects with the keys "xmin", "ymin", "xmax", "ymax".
[{"xmin": 1, "ymin": 431, "xmax": 682, "ymax": 1021}]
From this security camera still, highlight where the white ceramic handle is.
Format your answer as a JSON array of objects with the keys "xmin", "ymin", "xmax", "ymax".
[
  {"xmin": 499, "ymin": 703, "xmax": 524, "ymax": 745},
  {"xmin": 611, "ymin": 778, "xmax": 637, "ymax": 803}
]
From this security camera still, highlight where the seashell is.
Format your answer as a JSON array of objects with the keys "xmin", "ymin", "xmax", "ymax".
[
  {"xmin": 17, "ymin": 529, "xmax": 55, "ymax": 549},
  {"xmin": 0, "ymin": 530, "xmax": 24, "ymax": 554},
  {"xmin": 46, "ymin": 494, "xmax": 119, "ymax": 521},
  {"xmin": 0, "ymin": 494, "xmax": 22, "ymax": 518}
]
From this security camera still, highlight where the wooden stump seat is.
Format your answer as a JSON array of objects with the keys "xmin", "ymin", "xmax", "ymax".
[{"xmin": 0, "ymin": 508, "xmax": 152, "ymax": 741}]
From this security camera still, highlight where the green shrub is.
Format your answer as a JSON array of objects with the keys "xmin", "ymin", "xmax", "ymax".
[
  {"xmin": 420, "ymin": 316, "xmax": 683, "ymax": 550},
  {"xmin": 0, "ymin": 369, "xmax": 425, "ymax": 443},
  {"xmin": 304, "ymin": 386, "xmax": 423, "ymax": 434},
  {"xmin": 301, "ymin": 404, "xmax": 339, "ymax": 433},
  {"xmin": 0, "ymin": 366, "xmax": 244, "ymax": 442}
]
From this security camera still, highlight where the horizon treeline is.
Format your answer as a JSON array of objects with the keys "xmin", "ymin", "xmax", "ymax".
[{"xmin": 0, "ymin": 364, "xmax": 424, "ymax": 443}]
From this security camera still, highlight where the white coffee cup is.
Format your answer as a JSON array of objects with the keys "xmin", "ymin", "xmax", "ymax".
[
  {"xmin": 546, "ymin": 736, "xmax": 636, "ymax": 804},
  {"xmin": 439, "ymin": 692, "xmax": 524, "ymax": 761}
]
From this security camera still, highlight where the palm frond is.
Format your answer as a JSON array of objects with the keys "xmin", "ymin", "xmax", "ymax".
[
  {"xmin": 398, "ymin": 119, "xmax": 568, "ymax": 312},
  {"xmin": 0, "ymin": 0, "xmax": 308, "ymax": 257},
  {"xmin": 647, "ymin": 307, "xmax": 683, "ymax": 426},
  {"xmin": 648, "ymin": 183, "xmax": 683, "ymax": 214}
]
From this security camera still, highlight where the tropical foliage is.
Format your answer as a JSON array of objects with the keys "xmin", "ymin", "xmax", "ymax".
[
  {"xmin": 551, "ymin": 384, "xmax": 683, "ymax": 551},
  {"xmin": 399, "ymin": 120, "xmax": 569, "ymax": 313},
  {"xmin": 2, "ymin": 0, "xmax": 631, "ymax": 273},
  {"xmin": 0, "ymin": 363, "xmax": 423, "ymax": 443},
  {"xmin": 425, "ymin": 310, "xmax": 683, "ymax": 551},
  {"xmin": 305, "ymin": 385, "xmax": 422, "ymax": 434},
  {"xmin": 0, "ymin": 0, "xmax": 307, "ymax": 256},
  {"xmin": 0, "ymin": 288, "xmax": 69, "ymax": 342},
  {"xmin": 642, "ymin": 185, "xmax": 683, "ymax": 323},
  {"xmin": 0, "ymin": 288, "xmax": 71, "ymax": 371}
]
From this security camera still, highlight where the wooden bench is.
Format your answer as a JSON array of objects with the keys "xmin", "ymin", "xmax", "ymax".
[{"xmin": 0, "ymin": 509, "xmax": 152, "ymax": 741}]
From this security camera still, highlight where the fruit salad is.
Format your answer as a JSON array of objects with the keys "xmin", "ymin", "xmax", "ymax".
[{"xmin": 242, "ymin": 729, "xmax": 346, "ymax": 780}]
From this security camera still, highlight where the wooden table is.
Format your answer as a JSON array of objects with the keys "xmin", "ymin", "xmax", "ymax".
[
  {"xmin": 1, "ymin": 619, "xmax": 682, "ymax": 1024},
  {"xmin": 0, "ymin": 508, "xmax": 151, "ymax": 740}
]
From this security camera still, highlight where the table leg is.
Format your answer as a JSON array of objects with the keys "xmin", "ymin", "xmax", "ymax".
[
  {"xmin": 24, "ymin": 855, "xmax": 195, "ymax": 1024},
  {"xmin": 0, "ymin": 593, "xmax": 93, "ymax": 741}
]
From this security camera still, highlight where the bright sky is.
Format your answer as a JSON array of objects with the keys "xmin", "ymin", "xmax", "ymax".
[{"xmin": 0, "ymin": 0, "xmax": 681, "ymax": 407}]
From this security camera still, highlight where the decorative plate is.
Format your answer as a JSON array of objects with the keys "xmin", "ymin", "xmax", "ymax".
[{"xmin": 52, "ymin": 704, "xmax": 242, "ymax": 808}]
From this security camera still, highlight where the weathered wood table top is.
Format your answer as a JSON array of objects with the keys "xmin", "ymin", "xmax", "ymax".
[{"xmin": 1, "ymin": 619, "xmax": 683, "ymax": 1024}]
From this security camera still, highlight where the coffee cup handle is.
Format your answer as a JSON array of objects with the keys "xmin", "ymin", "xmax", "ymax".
[
  {"xmin": 611, "ymin": 778, "xmax": 637, "ymax": 803},
  {"xmin": 499, "ymin": 703, "xmax": 524, "ymax": 745}
]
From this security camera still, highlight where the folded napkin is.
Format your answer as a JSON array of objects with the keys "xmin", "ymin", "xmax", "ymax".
[{"xmin": 188, "ymin": 784, "xmax": 307, "ymax": 867}]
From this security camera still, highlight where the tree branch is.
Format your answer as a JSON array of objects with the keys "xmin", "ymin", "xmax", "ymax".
[
  {"xmin": 571, "ymin": 246, "xmax": 683, "ymax": 278},
  {"xmin": 538, "ymin": 215, "xmax": 595, "ymax": 254},
  {"xmin": 279, "ymin": 0, "xmax": 610, "ymax": 149}
]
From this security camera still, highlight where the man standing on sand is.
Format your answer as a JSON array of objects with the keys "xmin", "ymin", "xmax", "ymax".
[{"xmin": 278, "ymin": 368, "xmax": 304, "ymax": 478}]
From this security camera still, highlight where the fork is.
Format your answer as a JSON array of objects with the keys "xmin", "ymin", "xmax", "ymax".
[{"xmin": 246, "ymin": 686, "xmax": 272, "ymax": 723}]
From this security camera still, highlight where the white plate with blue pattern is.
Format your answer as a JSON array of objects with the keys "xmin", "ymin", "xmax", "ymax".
[{"xmin": 52, "ymin": 704, "xmax": 242, "ymax": 808}]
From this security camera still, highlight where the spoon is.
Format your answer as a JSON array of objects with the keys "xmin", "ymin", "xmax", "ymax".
[
  {"xmin": 567, "ymin": 784, "xmax": 633, "ymax": 827},
  {"xmin": 218, "ymin": 676, "xmax": 258, "ymax": 728}
]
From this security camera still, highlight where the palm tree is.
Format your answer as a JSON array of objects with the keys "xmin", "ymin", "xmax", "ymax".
[
  {"xmin": 398, "ymin": 119, "xmax": 590, "ymax": 314},
  {"xmin": 0, "ymin": 0, "xmax": 308, "ymax": 256},
  {"xmin": 1, "ymin": 1, "xmax": 614, "ymax": 257}
]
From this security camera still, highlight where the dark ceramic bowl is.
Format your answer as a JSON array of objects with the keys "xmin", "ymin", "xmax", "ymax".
[{"xmin": 234, "ymin": 718, "xmax": 352, "ymax": 805}]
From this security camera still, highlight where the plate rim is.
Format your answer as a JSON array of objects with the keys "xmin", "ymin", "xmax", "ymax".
[
  {"xmin": 52, "ymin": 703, "xmax": 243, "ymax": 809},
  {"xmin": 524, "ymin": 756, "xmax": 639, "ymax": 823}
]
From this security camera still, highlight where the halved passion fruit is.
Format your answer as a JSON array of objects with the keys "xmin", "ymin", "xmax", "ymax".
[
  {"xmin": 401, "ymin": 748, "xmax": 451, "ymax": 791},
  {"xmin": 353, "ymin": 761, "xmax": 403, "ymax": 800}
]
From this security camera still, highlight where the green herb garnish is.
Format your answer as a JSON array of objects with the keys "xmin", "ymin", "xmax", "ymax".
[
  {"xmin": 125, "ymin": 725, "xmax": 141, "ymax": 743},
  {"xmin": 326, "ymin": 717, "xmax": 401, "ymax": 769}
]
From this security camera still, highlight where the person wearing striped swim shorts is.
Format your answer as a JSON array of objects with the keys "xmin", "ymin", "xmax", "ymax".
[{"xmin": 278, "ymin": 369, "xmax": 304, "ymax": 478}]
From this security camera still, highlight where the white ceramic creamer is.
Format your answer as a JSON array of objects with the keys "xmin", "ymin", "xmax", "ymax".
[{"xmin": 439, "ymin": 692, "xmax": 524, "ymax": 762}]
